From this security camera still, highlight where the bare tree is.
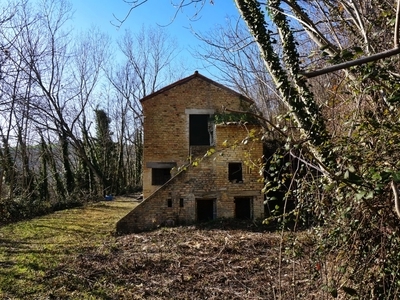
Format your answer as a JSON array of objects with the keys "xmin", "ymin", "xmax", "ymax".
[
  {"xmin": 0, "ymin": 0, "xmax": 40, "ymax": 203},
  {"xmin": 117, "ymin": 25, "xmax": 182, "ymax": 98},
  {"xmin": 0, "ymin": 0, "xmax": 114, "ymax": 203},
  {"xmin": 194, "ymin": 16, "xmax": 286, "ymax": 119},
  {"xmin": 105, "ymin": 25, "xmax": 183, "ymax": 191},
  {"xmin": 71, "ymin": 27, "xmax": 112, "ymax": 196}
]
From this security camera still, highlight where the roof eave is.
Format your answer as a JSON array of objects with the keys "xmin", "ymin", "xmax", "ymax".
[{"xmin": 139, "ymin": 71, "xmax": 254, "ymax": 104}]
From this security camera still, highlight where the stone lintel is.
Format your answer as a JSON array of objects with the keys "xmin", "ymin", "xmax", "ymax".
[
  {"xmin": 228, "ymin": 190, "xmax": 261, "ymax": 197},
  {"xmin": 185, "ymin": 108, "xmax": 215, "ymax": 115},
  {"xmin": 146, "ymin": 162, "xmax": 177, "ymax": 168},
  {"xmin": 194, "ymin": 192, "xmax": 219, "ymax": 198}
]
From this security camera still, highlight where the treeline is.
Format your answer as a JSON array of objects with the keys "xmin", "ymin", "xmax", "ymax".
[{"xmin": 0, "ymin": 0, "xmax": 181, "ymax": 223}]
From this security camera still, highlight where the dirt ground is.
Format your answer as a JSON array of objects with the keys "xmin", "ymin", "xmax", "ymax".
[{"xmin": 47, "ymin": 220, "xmax": 322, "ymax": 299}]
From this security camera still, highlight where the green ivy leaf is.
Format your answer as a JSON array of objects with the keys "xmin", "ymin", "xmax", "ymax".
[
  {"xmin": 371, "ymin": 172, "xmax": 382, "ymax": 181},
  {"xmin": 393, "ymin": 172, "xmax": 400, "ymax": 183},
  {"xmin": 353, "ymin": 46, "xmax": 363, "ymax": 54},
  {"xmin": 365, "ymin": 191, "xmax": 374, "ymax": 199},
  {"xmin": 342, "ymin": 286, "xmax": 357, "ymax": 296},
  {"xmin": 330, "ymin": 288, "xmax": 338, "ymax": 298},
  {"xmin": 355, "ymin": 191, "xmax": 366, "ymax": 200},
  {"xmin": 324, "ymin": 183, "xmax": 336, "ymax": 191}
]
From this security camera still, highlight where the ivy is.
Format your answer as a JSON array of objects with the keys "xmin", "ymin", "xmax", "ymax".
[
  {"xmin": 236, "ymin": 0, "xmax": 334, "ymax": 169},
  {"xmin": 212, "ymin": 112, "xmax": 259, "ymax": 124}
]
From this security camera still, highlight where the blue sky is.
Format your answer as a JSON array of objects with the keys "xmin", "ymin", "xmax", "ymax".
[{"xmin": 69, "ymin": 0, "xmax": 241, "ymax": 78}]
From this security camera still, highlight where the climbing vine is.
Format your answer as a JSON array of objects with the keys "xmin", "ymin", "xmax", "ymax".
[
  {"xmin": 233, "ymin": 0, "xmax": 400, "ymax": 297},
  {"xmin": 235, "ymin": 0, "xmax": 334, "ymax": 170}
]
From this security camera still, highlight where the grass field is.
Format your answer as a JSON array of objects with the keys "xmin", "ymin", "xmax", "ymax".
[{"xmin": 0, "ymin": 198, "xmax": 137, "ymax": 299}]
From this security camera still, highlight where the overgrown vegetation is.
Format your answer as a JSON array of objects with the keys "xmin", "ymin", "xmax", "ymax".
[
  {"xmin": 202, "ymin": 1, "xmax": 400, "ymax": 297},
  {"xmin": 213, "ymin": 111, "xmax": 260, "ymax": 125},
  {"xmin": 48, "ymin": 226, "xmax": 317, "ymax": 299}
]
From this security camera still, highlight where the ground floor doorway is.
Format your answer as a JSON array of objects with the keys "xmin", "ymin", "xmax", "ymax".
[
  {"xmin": 235, "ymin": 197, "xmax": 252, "ymax": 219},
  {"xmin": 196, "ymin": 199, "xmax": 216, "ymax": 222}
]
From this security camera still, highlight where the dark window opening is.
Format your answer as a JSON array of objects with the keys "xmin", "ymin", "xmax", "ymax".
[
  {"xmin": 196, "ymin": 199, "xmax": 216, "ymax": 222},
  {"xmin": 190, "ymin": 114, "xmax": 212, "ymax": 146},
  {"xmin": 229, "ymin": 163, "xmax": 243, "ymax": 183},
  {"xmin": 167, "ymin": 199, "xmax": 172, "ymax": 207},
  {"xmin": 235, "ymin": 197, "xmax": 252, "ymax": 219},
  {"xmin": 180, "ymin": 198, "xmax": 184, "ymax": 208},
  {"xmin": 152, "ymin": 168, "xmax": 171, "ymax": 185}
]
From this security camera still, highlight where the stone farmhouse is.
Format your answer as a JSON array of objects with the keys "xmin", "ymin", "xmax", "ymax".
[{"xmin": 117, "ymin": 71, "xmax": 265, "ymax": 234}]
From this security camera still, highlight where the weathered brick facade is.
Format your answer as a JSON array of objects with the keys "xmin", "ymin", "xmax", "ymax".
[{"xmin": 117, "ymin": 72, "xmax": 265, "ymax": 234}]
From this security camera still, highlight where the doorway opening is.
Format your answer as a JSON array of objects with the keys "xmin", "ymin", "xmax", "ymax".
[
  {"xmin": 196, "ymin": 199, "xmax": 216, "ymax": 222},
  {"xmin": 235, "ymin": 197, "xmax": 252, "ymax": 219},
  {"xmin": 189, "ymin": 114, "xmax": 213, "ymax": 146}
]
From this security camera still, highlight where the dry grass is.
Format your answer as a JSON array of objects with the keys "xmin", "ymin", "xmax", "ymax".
[
  {"xmin": 46, "ymin": 223, "xmax": 321, "ymax": 299},
  {"xmin": 0, "ymin": 198, "xmax": 326, "ymax": 299}
]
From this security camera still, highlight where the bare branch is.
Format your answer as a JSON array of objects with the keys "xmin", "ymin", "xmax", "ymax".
[
  {"xmin": 113, "ymin": 0, "xmax": 211, "ymax": 28},
  {"xmin": 302, "ymin": 47, "xmax": 400, "ymax": 78},
  {"xmin": 395, "ymin": 0, "xmax": 400, "ymax": 47},
  {"xmin": 111, "ymin": 0, "xmax": 148, "ymax": 28}
]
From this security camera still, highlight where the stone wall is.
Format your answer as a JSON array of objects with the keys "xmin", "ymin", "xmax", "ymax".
[
  {"xmin": 141, "ymin": 73, "xmax": 253, "ymax": 197},
  {"xmin": 214, "ymin": 124, "xmax": 265, "ymax": 219},
  {"xmin": 116, "ymin": 123, "xmax": 265, "ymax": 234}
]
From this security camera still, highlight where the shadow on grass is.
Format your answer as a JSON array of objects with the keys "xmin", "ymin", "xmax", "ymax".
[{"xmin": 0, "ymin": 199, "xmax": 137, "ymax": 299}]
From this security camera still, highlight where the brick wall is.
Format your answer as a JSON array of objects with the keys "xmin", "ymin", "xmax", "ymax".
[
  {"xmin": 117, "ymin": 123, "xmax": 265, "ymax": 234},
  {"xmin": 116, "ymin": 73, "xmax": 266, "ymax": 234},
  {"xmin": 142, "ymin": 74, "xmax": 253, "ymax": 197}
]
